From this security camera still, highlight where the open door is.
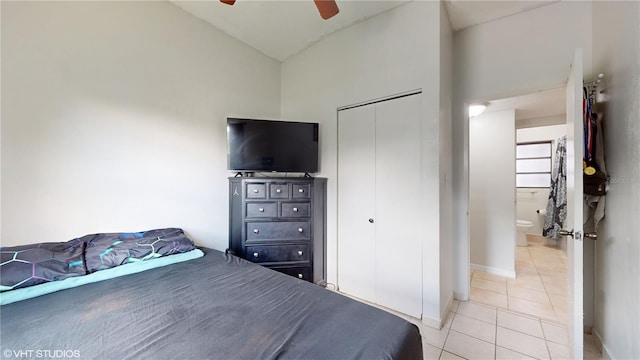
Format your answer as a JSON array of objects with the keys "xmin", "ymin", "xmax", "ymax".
[{"xmin": 565, "ymin": 48, "xmax": 584, "ymax": 358}]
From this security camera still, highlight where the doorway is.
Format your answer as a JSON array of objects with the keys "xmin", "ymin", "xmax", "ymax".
[
  {"xmin": 461, "ymin": 49, "xmax": 586, "ymax": 358},
  {"xmin": 467, "ymin": 87, "xmax": 569, "ymax": 324}
]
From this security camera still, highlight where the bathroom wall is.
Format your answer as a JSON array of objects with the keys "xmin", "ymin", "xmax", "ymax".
[
  {"xmin": 516, "ymin": 124, "xmax": 567, "ymax": 235},
  {"xmin": 469, "ymin": 109, "xmax": 515, "ymax": 277},
  {"xmin": 470, "ymin": 120, "xmax": 565, "ymax": 277}
]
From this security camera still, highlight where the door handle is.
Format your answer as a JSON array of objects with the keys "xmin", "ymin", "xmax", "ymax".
[
  {"xmin": 585, "ymin": 232, "xmax": 598, "ymax": 240},
  {"xmin": 559, "ymin": 229, "xmax": 574, "ymax": 238},
  {"xmin": 560, "ymin": 229, "xmax": 583, "ymax": 241}
]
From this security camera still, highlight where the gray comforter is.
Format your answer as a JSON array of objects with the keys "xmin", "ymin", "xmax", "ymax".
[{"xmin": 0, "ymin": 248, "xmax": 422, "ymax": 359}]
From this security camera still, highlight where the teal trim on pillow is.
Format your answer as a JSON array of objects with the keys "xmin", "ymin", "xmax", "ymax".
[{"xmin": 0, "ymin": 249, "xmax": 204, "ymax": 306}]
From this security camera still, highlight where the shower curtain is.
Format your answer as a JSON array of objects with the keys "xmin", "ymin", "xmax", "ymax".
[{"xmin": 543, "ymin": 136, "xmax": 567, "ymax": 240}]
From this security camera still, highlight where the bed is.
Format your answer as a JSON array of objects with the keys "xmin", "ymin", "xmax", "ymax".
[{"xmin": 1, "ymin": 243, "xmax": 422, "ymax": 359}]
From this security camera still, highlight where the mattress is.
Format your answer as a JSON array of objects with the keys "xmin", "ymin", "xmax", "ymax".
[{"xmin": 0, "ymin": 247, "xmax": 422, "ymax": 359}]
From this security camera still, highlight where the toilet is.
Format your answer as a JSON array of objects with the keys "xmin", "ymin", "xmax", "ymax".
[{"xmin": 516, "ymin": 219, "xmax": 533, "ymax": 246}]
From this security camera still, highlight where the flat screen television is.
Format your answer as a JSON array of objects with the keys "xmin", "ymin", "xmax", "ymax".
[{"xmin": 227, "ymin": 118, "xmax": 319, "ymax": 173}]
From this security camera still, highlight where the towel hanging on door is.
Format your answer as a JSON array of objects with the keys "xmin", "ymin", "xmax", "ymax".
[{"xmin": 543, "ymin": 136, "xmax": 567, "ymax": 240}]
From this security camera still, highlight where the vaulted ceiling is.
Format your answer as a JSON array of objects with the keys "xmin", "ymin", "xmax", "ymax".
[
  {"xmin": 171, "ymin": 0, "xmax": 559, "ymax": 62},
  {"xmin": 171, "ymin": 0, "xmax": 410, "ymax": 62},
  {"xmin": 171, "ymin": 0, "xmax": 565, "ymax": 123}
]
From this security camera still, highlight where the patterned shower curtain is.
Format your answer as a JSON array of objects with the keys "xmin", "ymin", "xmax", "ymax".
[{"xmin": 543, "ymin": 136, "xmax": 567, "ymax": 240}]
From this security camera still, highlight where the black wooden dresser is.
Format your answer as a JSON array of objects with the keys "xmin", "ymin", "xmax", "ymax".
[{"xmin": 228, "ymin": 177, "xmax": 327, "ymax": 285}]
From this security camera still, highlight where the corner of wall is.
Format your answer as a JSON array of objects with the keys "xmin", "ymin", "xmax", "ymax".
[{"xmin": 438, "ymin": 0, "xmax": 455, "ymax": 320}]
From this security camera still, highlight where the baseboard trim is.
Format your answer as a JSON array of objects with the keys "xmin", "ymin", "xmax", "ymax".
[
  {"xmin": 453, "ymin": 290, "xmax": 469, "ymax": 301},
  {"xmin": 592, "ymin": 328, "xmax": 614, "ymax": 360},
  {"xmin": 470, "ymin": 263, "xmax": 516, "ymax": 279},
  {"xmin": 421, "ymin": 315, "xmax": 442, "ymax": 329},
  {"xmin": 442, "ymin": 294, "xmax": 454, "ymax": 324},
  {"xmin": 421, "ymin": 294, "xmax": 456, "ymax": 330}
]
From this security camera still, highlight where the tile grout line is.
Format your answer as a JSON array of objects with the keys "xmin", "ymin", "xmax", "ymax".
[
  {"xmin": 494, "ymin": 305, "xmax": 498, "ymax": 360},
  {"xmin": 458, "ymin": 300, "xmax": 573, "ymax": 359},
  {"xmin": 529, "ymin": 242, "xmax": 566, "ymax": 323},
  {"xmin": 540, "ymin": 316, "xmax": 554, "ymax": 359},
  {"xmin": 468, "ymin": 237, "xmax": 571, "ymax": 358},
  {"xmin": 439, "ymin": 311, "xmax": 455, "ymax": 360},
  {"xmin": 533, "ymin": 242, "xmax": 567, "ymax": 324}
]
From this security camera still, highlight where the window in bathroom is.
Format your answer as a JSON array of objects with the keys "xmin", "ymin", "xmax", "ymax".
[{"xmin": 516, "ymin": 141, "xmax": 552, "ymax": 188}]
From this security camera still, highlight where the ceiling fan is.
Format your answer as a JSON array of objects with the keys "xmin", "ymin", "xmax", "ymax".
[{"xmin": 220, "ymin": 0, "xmax": 340, "ymax": 20}]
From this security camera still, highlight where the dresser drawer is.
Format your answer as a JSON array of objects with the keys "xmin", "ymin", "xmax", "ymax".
[
  {"xmin": 269, "ymin": 183, "xmax": 289, "ymax": 199},
  {"xmin": 281, "ymin": 202, "xmax": 310, "ymax": 218},
  {"xmin": 292, "ymin": 184, "xmax": 311, "ymax": 199},
  {"xmin": 246, "ymin": 183, "xmax": 266, "ymax": 199},
  {"xmin": 246, "ymin": 221, "xmax": 311, "ymax": 241},
  {"xmin": 245, "ymin": 244, "xmax": 310, "ymax": 263},
  {"xmin": 246, "ymin": 203, "xmax": 277, "ymax": 218},
  {"xmin": 270, "ymin": 266, "xmax": 311, "ymax": 281}
]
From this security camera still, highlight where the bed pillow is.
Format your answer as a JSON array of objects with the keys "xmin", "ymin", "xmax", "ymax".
[
  {"xmin": 0, "ymin": 239, "xmax": 86, "ymax": 292},
  {"xmin": 84, "ymin": 228, "xmax": 195, "ymax": 273}
]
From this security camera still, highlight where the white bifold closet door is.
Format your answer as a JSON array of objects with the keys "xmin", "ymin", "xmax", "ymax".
[{"xmin": 338, "ymin": 93, "xmax": 422, "ymax": 319}]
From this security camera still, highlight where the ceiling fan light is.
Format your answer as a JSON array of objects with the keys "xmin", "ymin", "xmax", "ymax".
[{"xmin": 314, "ymin": 0, "xmax": 340, "ymax": 20}]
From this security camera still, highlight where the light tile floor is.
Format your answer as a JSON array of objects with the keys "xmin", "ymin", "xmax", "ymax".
[
  {"xmin": 405, "ymin": 234, "xmax": 605, "ymax": 359},
  {"xmin": 470, "ymin": 235, "xmax": 568, "ymax": 324},
  {"xmin": 408, "ymin": 300, "xmax": 606, "ymax": 360},
  {"xmin": 338, "ymin": 235, "xmax": 607, "ymax": 359}
]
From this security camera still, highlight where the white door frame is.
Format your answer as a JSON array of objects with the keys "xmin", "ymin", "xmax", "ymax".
[{"xmin": 461, "ymin": 52, "xmax": 584, "ymax": 356}]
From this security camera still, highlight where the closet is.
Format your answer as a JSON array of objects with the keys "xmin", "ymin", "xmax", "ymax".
[{"xmin": 337, "ymin": 92, "xmax": 422, "ymax": 318}]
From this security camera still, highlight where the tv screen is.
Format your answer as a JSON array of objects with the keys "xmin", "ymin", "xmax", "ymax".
[{"xmin": 227, "ymin": 118, "xmax": 319, "ymax": 173}]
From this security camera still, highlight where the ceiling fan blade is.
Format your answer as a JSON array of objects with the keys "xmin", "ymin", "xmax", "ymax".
[
  {"xmin": 313, "ymin": 0, "xmax": 339, "ymax": 20},
  {"xmin": 220, "ymin": 0, "xmax": 236, "ymax": 5}
]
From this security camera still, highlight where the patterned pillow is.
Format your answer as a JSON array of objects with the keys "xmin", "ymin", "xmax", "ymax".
[
  {"xmin": 84, "ymin": 228, "xmax": 195, "ymax": 273},
  {"xmin": 0, "ymin": 239, "xmax": 86, "ymax": 291}
]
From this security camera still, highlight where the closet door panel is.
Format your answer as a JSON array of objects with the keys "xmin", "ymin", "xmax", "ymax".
[
  {"xmin": 374, "ymin": 94, "xmax": 423, "ymax": 318},
  {"xmin": 337, "ymin": 105, "xmax": 376, "ymax": 302}
]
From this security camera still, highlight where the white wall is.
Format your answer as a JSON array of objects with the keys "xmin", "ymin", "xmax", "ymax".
[
  {"xmin": 518, "ymin": 114, "xmax": 565, "ymax": 129},
  {"xmin": 452, "ymin": 1, "xmax": 594, "ymax": 299},
  {"xmin": 516, "ymin": 124, "xmax": 567, "ymax": 234},
  {"xmin": 469, "ymin": 109, "xmax": 515, "ymax": 277},
  {"xmin": 281, "ymin": 1, "xmax": 450, "ymax": 325},
  {"xmin": 1, "ymin": 1, "xmax": 281, "ymax": 249},
  {"xmin": 592, "ymin": 2, "xmax": 640, "ymax": 359},
  {"xmin": 439, "ymin": 0, "xmax": 454, "ymax": 320}
]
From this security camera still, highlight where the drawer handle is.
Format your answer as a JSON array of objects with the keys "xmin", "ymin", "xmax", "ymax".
[
  {"xmin": 253, "ymin": 229, "xmax": 259, "ymax": 234},
  {"xmin": 253, "ymin": 189, "xmax": 259, "ymax": 193},
  {"xmin": 298, "ymin": 188, "xmax": 304, "ymax": 193},
  {"xmin": 293, "ymin": 207, "xmax": 298, "ymax": 212},
  {"xmin": 276, "ymin": 188, "xmax": 282, "ymax": 193},
  {"xmin": 298, "ymin": 273, "xmax": 303, "ymax": 279},
  {"xmin": 298, "ymin": 227, "xmax": 304, "ymax": 233},
  {"xmin": 297, "ymin": 250, "xmax": 303, "ymax": 256},
  {"xmin": 253, "ymin": 252, "xmax": 259, "ymax": 258},
  {"xmin": 258, "ymin": 208, "xmax": 264, "ymax": 212}
]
